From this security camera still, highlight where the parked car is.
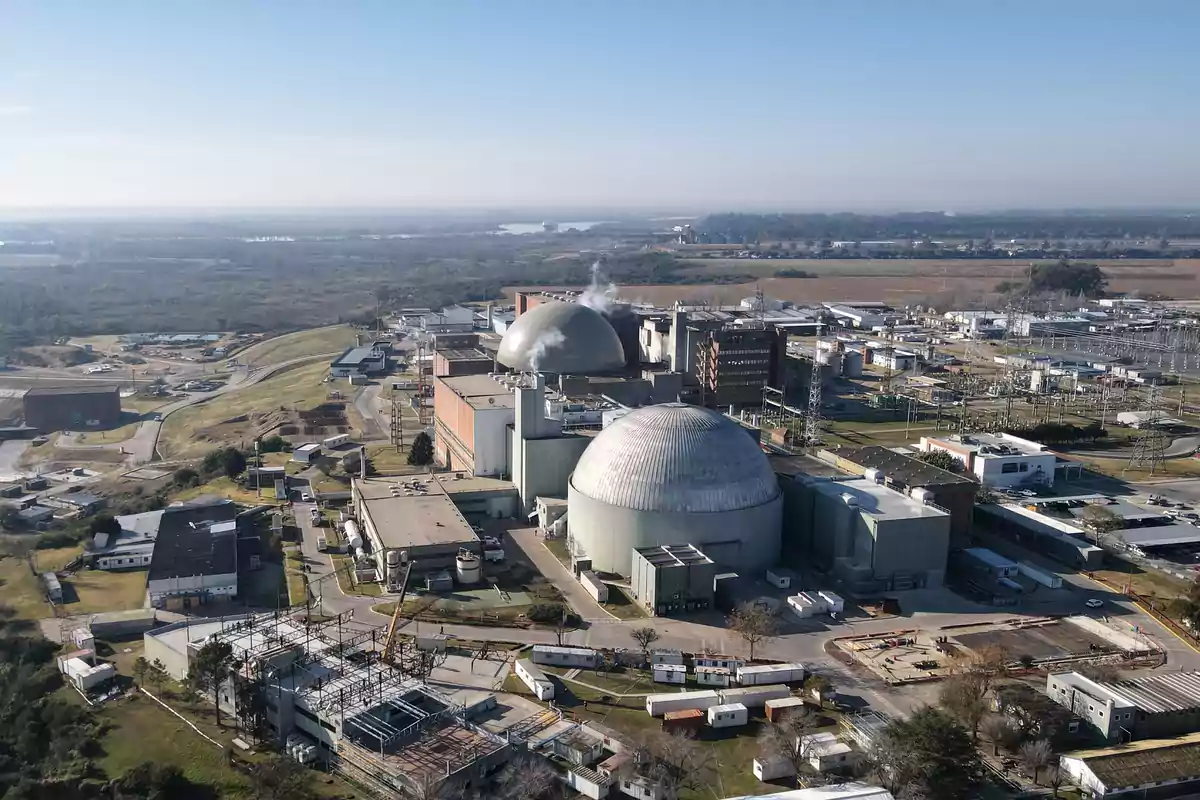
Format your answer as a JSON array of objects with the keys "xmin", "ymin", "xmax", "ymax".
[{"xmin": 1085, "ymin": 598, "xmax": 1104, "ymax": 609}]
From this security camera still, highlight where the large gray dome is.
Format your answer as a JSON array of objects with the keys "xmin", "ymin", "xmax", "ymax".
[
  {"xmin": 571, "ymin": 403, "xmax": 780, "ymax": 513},
  {"xmin": 497, "ymin": 301, "xmax": 625, "ymax": 374}
]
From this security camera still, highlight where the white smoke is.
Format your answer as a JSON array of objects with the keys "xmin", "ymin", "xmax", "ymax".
[
  {"xmin": 526, "ymin": 327, "xmax": 566, "ymax": 373},
  {"xmin": 579, "ymin": 260, "xmax": 618, "ymax": 315}
]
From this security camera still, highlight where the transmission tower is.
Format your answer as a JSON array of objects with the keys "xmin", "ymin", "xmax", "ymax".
[
  {"xmin": 804, "ymin": 350, "xmax": 822, "ymax": 447},
  {"xmin": 1126, "ymin": 383, "xmax": 1168, "ymax": 475},
  {"xmin": 390, "ymin": 386, "xmax": 404, "ymax": 453},
  {"xmin": 414, "ymin": 336, "xmax": 432, "ymax": 427}
]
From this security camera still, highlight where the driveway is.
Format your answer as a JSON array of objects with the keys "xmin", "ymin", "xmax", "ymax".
[{"xmin": 506, "ymin": 526, "xmax": 614, "ymax": 622}]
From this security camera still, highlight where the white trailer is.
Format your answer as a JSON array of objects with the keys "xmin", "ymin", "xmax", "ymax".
[
  {"xmin": 695, "ymin": 655, "xmax": 745, "ymax": 671},
  {"xmin": 818, "ymin": 590, "xmax": 845, "ymax": 614},
  {"xmin": 788, "ymin": 592, "xmax": 826, "ymax": 618},
  {"xmin": 579, "ymin": 570, "xmax": 608, "ymax": 602},
  {"xmin": 719, "ymin": 684, "xmax": 792, "ymax": 708},
  {"xmin": 766, "ymin": 567, "xmax": 795, "ymax": 589},
  {"xmin": 695, "ymin": 666, "xmax": 732, "ymax": 687},
  {"xmin": 323, "ymin": 433, "xmax": 350, "ymax": 449},
  {"xmin": 651, "ymin": 649, "xmax": 684, "ymax": 665},
  {"xmin": 532, "ymin": 645, "xmax": 599, "ymax": 669},
  {"xmin": 515, "ymin": 658, "xmax": 555, "ymax": 701},
  {"xmin": 64, "ymin": 658, "xmax": 116, "ymax": 692},
  {"xmin": 753, "ymin": 756, "xmax": 797, "ymax": 782},
  {"xmin": 737, "ymin": 663, "xmax": 806, "ymax": 686},
  {"xmin": 645, "ymin": 689, "xmax": 720, "ymax": 717},
  {"xmin": 1017, "ymin": 560, "xmax": 1063, "ymax": 589},
  {"xmin": 652, "ymin": 664, "xmax": 687, "ymax": 685},
  {"xmin": 707, "ymin": 702, "xmax": 749, "ymax": 728}
]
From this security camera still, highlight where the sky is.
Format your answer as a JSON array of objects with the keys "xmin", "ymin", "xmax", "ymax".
[{"xmin": 2, "ymin": 0, "xmax": 1199, "ymax": 212}]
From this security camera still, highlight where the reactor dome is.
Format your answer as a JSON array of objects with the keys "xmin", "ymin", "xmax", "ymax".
[
  {"xmin": 567, "ymin": 403, "xmax": 783, "ymax": 575},
  {"xmin": 497, "ymin": 300, "xmax": 625, "ymax": 374}
]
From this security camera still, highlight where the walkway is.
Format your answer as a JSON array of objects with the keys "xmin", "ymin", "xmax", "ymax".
[{"xmin": 506, "ymin": 527, "xmax": 616, "ymax": 623}]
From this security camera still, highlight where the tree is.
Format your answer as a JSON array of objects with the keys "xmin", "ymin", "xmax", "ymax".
[
  {"xmin": 758, "ymin": 708, "xmax": 826, "ymax": 787},
  {"xmin": 1047, "ymin": 764, "xmax": 1066, "ymax": 798},
  {"xmin": 804, "ymin": 673, "xmax": 832, "ymax": 703},
  {"xmin": 190, "ymin": 638, "xmax": 236, "ymax": 727},
  {"xmin": 630, "ymin": 627, "xmax": 661, "ymax": 666},
  {"xmin": 918, "ymin": 449, "xmax": 962, "ymax": 473},
  {"xmin": 493, "ymin": 753, "xmax": 563, "ymax": 800},
  {"xmin": 1020, "ymin": 739, "xmax": 1054, "ymax": 785},
  {"xmin": 221, "ymin": 447, "xmax": 248, "ymax": 478},
  {"xmin": 980, "ymin": 714, "xmax": 1020, "ymax": 757},
  {"xmin": 258, "ymin": 435, "xmax": 290, "ymax": 453},
  {"xmin": 631, "ymin": 729, "xmax": 714, "ymax": 800},
  {"xmin": 110, "ymin": 761, "xmax": 198, "ymax": 800},
  {"xmin": 250, "ymin": 755, "xmax": 317, "ymax": 800},
  {"xmin": 870, "ymin": 707, "xmax": 984, "ymax": 800},
  {"xmin": 1079, "ymin": 504, "xmax": 1124, "ymax": 536},
  {"xmin": 408, "ymin": 431, "xmax": 434, "ymax": 466},
  {"xmin": 132, "ymin": 656, "xmax": 150, "ymax": 687},
  {"xmin": 87, "ymin": 514, "xmax": 122, "ymax": 538},
  {"xmin": 172, "ymin": 467, "xmax": 200, "ymax": 487},
  {"xmin": 148, "ymin": 658, "xmax": 169, "ymax": 691},
  {"xmin": 938, "ymin": 644, "xmax": 1007, "ymax": 739},
  {"xmin": 728, "ymin": 602, "xmax": 778, "ymax": 661}
]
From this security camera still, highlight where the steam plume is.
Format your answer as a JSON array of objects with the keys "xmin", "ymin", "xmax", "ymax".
[
  {"xmin": 526, "ymin": 327, "xmax": 566, "ymax": 373},
  {"xmin": 580, "ymin": 260, "xmax": 618, "ymax": 315}
]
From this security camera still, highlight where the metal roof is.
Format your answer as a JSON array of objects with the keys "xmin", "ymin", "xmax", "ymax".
[
  {"xmin": 570, "ymin": 403, "xmax": 780, "ymax": 514},
  {"xmin": 497, "ymin": 301, "xmax": 625, "ymax": 374},
  {"xmin": 1102, "ymin": 672, "xmax": 1200, "ymax": 715}
]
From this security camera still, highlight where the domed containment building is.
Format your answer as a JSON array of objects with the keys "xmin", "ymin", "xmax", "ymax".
[
  {"xmin": 496, "ymin": 300, "xmax": 625, "ymax": 374},
  {"xmin": 567, "ymin": 403, "xmax": 783, "ymax": 575}
]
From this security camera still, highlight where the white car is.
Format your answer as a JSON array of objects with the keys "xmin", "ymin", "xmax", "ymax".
[
  {"xmin": 1085, "ymin": 598, "xmax": 1104, "ymax": 609},
  {"xmin": 300, "ymin": 491, "xmax": 312, "ymax": 502}
]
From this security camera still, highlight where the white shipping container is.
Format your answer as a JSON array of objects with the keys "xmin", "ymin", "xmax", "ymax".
[
  {"xmin": 765, "ymin": 568, "xmax": 794, "ymax": 589},
  {"xmin": 720, "ymin": 684, "xmax": 792, "ymax": 708},
  {"xmin": 323, "ymin": 433, "xmax": 350, "ymax": 449},
  {"xmin": 579, "ymin": 570, "xmax": 609, "ymax": 602},
  {"xmin": 753, "ymin": 757, "xmax": 797, "ymax": 782},
  {"xmin": 645, "ymin": 690, "xmax": 720, "ymax": 717},
  {"xmin": 652, "ymin": 664, "xmax": 687, "ymax": 684},
  {"xmin": 818, "ymin": 591, "xmax": 845, "ymax": 614},
  {"xmin": 515, "ymin": 658, "xmax": 555, "ymax": 701},
  {"xmin": 1017, "ymin": 560, "xmax": 1063, "ymax": 589},
  {"xmin": 707, "ymin": 702, "xmax": 749, "ymax": 728},
  {"xmin": 737, "ymin": 663, "xmax": 806, "ymax": 686},
  {"xmin": 651, "ymin": 649, "xmax": 684, "ymax": 665}
]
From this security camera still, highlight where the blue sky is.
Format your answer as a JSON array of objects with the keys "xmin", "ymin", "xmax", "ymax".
[{"xmin": 1, "ymin": 1, "xmax": 1198, "ymax": 211}]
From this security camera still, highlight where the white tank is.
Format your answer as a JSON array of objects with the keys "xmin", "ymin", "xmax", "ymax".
[
  {"xmin": 842, "ymin": 351, "xmax": 863, "ymax": 378},
  {"xmin": 344, "ymin": 519, "xmax": 363, "ymax": 549},
  {"xmin": 455, "ymin": 550, "xmax": 482, "ymax": 585},
  {"xmin": 354, "ymin": 547, "xmax": 366, "ymax": 561},
  {"xmin": 386, "ymin": 549, "xmax": 401, "ymax": 567}
]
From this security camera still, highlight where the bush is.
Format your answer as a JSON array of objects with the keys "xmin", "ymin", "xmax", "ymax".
[
  {"xmin": 36, "ymin": 529, "xmax": 84, "ymax": 550},
  {"xmin": 258, "ymin": 435, "xmax": 291, "ymax": 454},
  {"xmin": 173, "ymin": 467, "xmax": 200, "ymax": 487},
  {"xmin": 527, "ymin": 603, "xmax": 580, "ymax": 626}
]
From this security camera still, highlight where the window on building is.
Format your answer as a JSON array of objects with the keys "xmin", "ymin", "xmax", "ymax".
[
  {"xmin": 1001, "ymin": 463, "xmax": 1019, "ymax": 474},
  {"xmin": 1019, "ymin": 463, "xmax": 1029, "ymax": 472}
]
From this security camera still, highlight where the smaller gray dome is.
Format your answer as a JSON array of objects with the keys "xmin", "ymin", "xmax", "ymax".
[{"xmin": 497, "ymin": 301, "xmax": 625, "ymax": 374}]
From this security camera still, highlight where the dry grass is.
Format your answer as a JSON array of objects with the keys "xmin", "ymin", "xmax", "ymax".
[
  {"xmin": 71, "ymin": 421, "xmax": 141, "ymax": 445},
  {"xmin": 60, "ymin": 568, "xmax": 148, "ymax": 613},
  {"xmin": 172, "ymin": 476, "xmax": 279, "ymax": 505},
  {"xmin": 0, "ymin": 554, "xmax": 52, "ymax": 620},
  {"xmin": 238, "ymin": 325, "xmax": 359, "ymax": 367},
  {"xmin": 159, "ymin": 360, "xmax": 334, "ymax": 458}
]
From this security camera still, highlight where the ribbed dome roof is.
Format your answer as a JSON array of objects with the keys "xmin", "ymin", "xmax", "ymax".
[
  {"xmin": 570, "ymin": 404, "xmax": 780, "ymax": 513},
  {"xmin": 497, "ymin": 301, "xmax": 625, "ymax": 374}
]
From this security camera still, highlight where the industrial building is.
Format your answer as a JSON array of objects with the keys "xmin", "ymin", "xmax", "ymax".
[
  {"xmin": 146, "ymin": 507, "xmax": 240, "ymax": 610},
  {"xmin": 1048, "ymin": 671, "xmax": 1200, "ymax": 743},
  {"xmin": 975, "ymin": 503, "xmax": 1104, "ymax": 569},
  {"xmin": 816, "ymin": 445, "xmax": 978, "ymax": 538},
  {"xmin": 629, "ymin": 544, "xmax": 716, "ymax": 616},
  {"xmin": 567, "ymin": 403, "xmax": 783, "ymax": 575},
  {"xmin": 329, "ymin": 345, "xmax": 387, "ymax": 378},
  {"xmin": 23, "ymin": 385, "xmax": 121, "ymax": 432},
  {"xmin": 795, "ymin": 474, "xmax": 951, "ymax": 593},
  {"xmin": 433, "ymin": 374, "xmax": 516, "ymax": 476},
  {"xmin": 919, "ymin": 432, "xmax": 1058, "ymax": 489},
  {"xmin": 1059, "ymin": 732, "xmax": 1200, "ymax": 798},
  {"xmin": 697, "ymin": 326, "xmax": 788, "ymax": 409},
  {"xmin": 143, "ymin": 613, "xmax": 511, "ymax": 798},
  {"xmin": 351, "ymin": 476, "xmax": 481, "ymax": 584},
  {"xmin": 497, "ymin": 300, "xmax": 626, "ymax": 375},
  {"xmin": 92, "ymin": 496, "xmax": 237, "ymax": 571}
]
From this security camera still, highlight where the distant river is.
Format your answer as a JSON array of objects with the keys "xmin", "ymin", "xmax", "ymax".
[{"xmin": 498, "ymin": 221, "xmax": 610, "ymax": 235}]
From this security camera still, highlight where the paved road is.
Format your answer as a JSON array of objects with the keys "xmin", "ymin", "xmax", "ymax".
[
  {"xmin": 506, "ymin": 527, "xmax": 614, "ymax": 622},
  {"xmin": 0, "ymin": 439, "xmax": 31, "ymax": 482},
  {"xmin": 352, "ymin": 384, "xmax": 388, "ymax": 442}
]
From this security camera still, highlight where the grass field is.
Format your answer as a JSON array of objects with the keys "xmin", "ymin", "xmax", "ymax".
[
  {"xmin": 159, "ymin": 360, "xmax": 334, "ymax": 458},
  {"xmin": 60, "ymin": 568, "xmax": 148, "ymax": 613},
  {"xmin": 173, "ymin": 476, "xmax": 279, "ymax": 505},
  {"xmin": 238, "ymin": 325, "xmax": 359, "ymax": 367},
  {"xmin": 71, "ymin": 420, "xmax": 141, "ymax": 445},
  {"xmin": 0, "ymin": 554, "xmax": 52, "ymax": 620}
]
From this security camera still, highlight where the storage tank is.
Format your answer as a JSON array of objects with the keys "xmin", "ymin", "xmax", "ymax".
[
  {"xmin": 841, "ymin": 350, "xmax": 863, "ymax": 378},
  {"xmin": 354, "ymin": 547, "xmax": 366, "ymax": 561},
  {"xmin": 455, "ymin": 549, "xmax": 482, "ymax": 585},
  {"xmin": 344, "ymin": 519, "xmax": 363, "ymax": 550}
]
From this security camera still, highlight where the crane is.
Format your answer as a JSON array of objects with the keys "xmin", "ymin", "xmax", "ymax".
[{"xmin": 381, "ymin": 560, "xmax": 415, "ymax": 666}]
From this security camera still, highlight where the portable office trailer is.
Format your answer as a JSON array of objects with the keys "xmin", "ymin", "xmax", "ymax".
[
  {"xmin": 1017, "ymin": 560, "xmax": 1063, "ymax": 589},
  {"xmin": 662, "ymin": 708, "xmax": 705, "ymax": 735},
  {"xmin": 532, "ymin": 645, "xmax": 600, "ymax": 669},
  {"xmin": 753, "ymin": 757, "xmax": 797, "ymax": 782},
  {"xmin": 766, "ymin": 567, "xmax": 796, "ymax": 589},
  {"xmin": 515, "ymin": 658, "xmax": 555, "ymax": 700},
  {"xmin": 720, "ymin": 684, "xmax": 792, "ymax": 708},
  {"xmin": 788, "ymin": 592, "xmax": 825, "ymax": 618},
  {"xmin": 645, "ymin": 690, "xmax": 720, "ymax": 717},
  {"xmin": 707, "ymin": 703, "xmax": 749, "ymax": 729},
  {"xmin": 737, "ymin": 663, "xmax": 806, "ymax": 686},
  {"xmin": 765, "ymin": 696, "xmax": 809, "ymax": 722},
  {"xmin": 56, "ymin": 649, "xmax": 95, "ymax": 672},
  {"xmin": 652, "ymin": 664, "xmax": 687, "ymax": 685},
  {"xmin": 64, "ymin": 658, "xmax": 116, "ymax": 692},
  {"xmin": 963, "ymin": 547, "xmax": 1019, "ymax": 578},
  {"xmin": 72, "ymin": 627, "xmax": 96, "ymax": 651},
  {"xmin": 579, "ymin": 570, "xmax": 609, "ymax": 602},
  {"xmin": 818, "ymin": 590, "xmax": 845, "ymax": 614},
  {"xmin": 695, "ymin": 666, "xmax": 732, "ymax": 687},
  {"xmin": 651, "ymin": 649, "xmax": 684, "ymax": 665},
  {"xmin": 694, "ymin": 655, "xmax": 745, "ymax": 671},
  {"xmin": 323, "ymin": 433, "xmax": 350, "ymax": 449}
]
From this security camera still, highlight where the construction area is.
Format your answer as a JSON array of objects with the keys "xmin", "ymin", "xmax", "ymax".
[{"xmin": 836, "ymin": 615, "xmax": 1160, "ymax": 685}]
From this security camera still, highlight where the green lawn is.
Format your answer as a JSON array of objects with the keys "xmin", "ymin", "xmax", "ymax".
[{"xmin": 0, "ymin": 554, "xmax": 52, "ymax": 620}]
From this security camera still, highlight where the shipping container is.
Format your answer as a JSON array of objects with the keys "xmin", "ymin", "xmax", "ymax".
[
  {"xmin": 753, "ymin": 757, "xmax": 797, "ymax": 782},
  {"xmin": 515, "ymin": 658, "xmax": 555, "ymax": 701},
  {"xmin": 652, "ymin": 664, "xmax": 687, "ymax": 684},
  {"xmin": 662, "ymin": 708, "xmax": 705, "ymax": 734},
  {"xmin": 788, "ymin": 592, "xmax": 825, "ymax": 618},
  {"xmin": 579, "ymin": 570, "xmax": 608, "ymax": 602},
  {"xmin": 1016, "ymin": 560, "xmax": 1063, "ymax": 589},
  {"xmin": 720, "ymin": 684, "xmax": 792, "ymax": 708},
  {"xmin": 818, "ymin": 590, "xmax": 845, "ymax": 614},
  {"xmin": 707, "ymin": 702, "xmax": 749, "ymax": 728},
  {"xmin": 737, "ymin": 663, "xmax": 806, "ymax": 686},
  {"xmin": 645, "ymin": 689, "xmax": 720, "ymax": 717},
  {"xmin": 766, "ymin": 567, "xmax": 796, "ymax": 589},
  {"xmin": 765, "ymin": 696, "xmax": 808, "ymax": 722}
]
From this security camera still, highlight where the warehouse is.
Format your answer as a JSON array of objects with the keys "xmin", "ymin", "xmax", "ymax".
[
  {"xmin": 799, "ymin": 475, "xmax": 951, "ymax": 593},
  {"xmin": 1060, "ymin": 732, "xmax": 1200, "ymax": 798},
  {"xmin": 567, "ymin": 403, "xmax": 783, "ymax": 575},
  {"xmin": 329, "ymin": 345, "xmax": 386, "ymax": 378},
  {"xmin": 629, "ymin": 544, "xmax": 716, "ymax": 616},
  {"xmin": 919, "ymin": 432, "xmax": 1057, "ymax": 489},
  {"xmin": 23, "ymin": 385, "xmax": 121, "ymax": 432},
  {"xmin": 352, "ymin": 477, "xmax": 481, "ymax": 580},
  {"xmin": 146, "ymin": 513, "xmax": 239, "ymax": 610}
]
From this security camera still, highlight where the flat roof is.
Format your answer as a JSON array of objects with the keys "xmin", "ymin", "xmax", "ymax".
[
  {"xmin": 24, "ymin": 385, "xmax": 119, "ymax": 397},
  {"xmin": 438, "ymin": 347, "xmax": 492, "ymax": 361},
  {"xmin": 435, "ymin": 473, "xmax": 517, "ymax": 496},
  {"xmin": 147, "ymin": 501, "xmax": 240, "ymax": 581},
  {"xmin": 925, "ymin": 432, "xmax": 1048, "ymax": 457},
  {"xmin": 355, "ymin": 477, "xmax": 479, "ymax": 550},
  {"xmin": 1120, "ymin": 524, "xmax": 1200, "ymax": 549},
  {"xmin": 437, "ymin": 374, "xmax": 515, "ymax": 410},
  {"xmin": 813, "ymin": 478, "xmax": 949, "ymax": 521},
  {"xmin": 634, "ymin": 543, "xmax": 714, "ymax": 567},
  {"xmin": 770, "ymin": 453, "xmax": 847, "ymax": 479},
  {"xmin": 820, "ymin": 445, "xmax": 976, "ymax": 487},
  {"xmin": 1101, "ymin": 672, "xmax": 1200, "ymax": 714},
  {"xmin": 331, "ymin": 345, "xmax": 383, "ymax": 366}
]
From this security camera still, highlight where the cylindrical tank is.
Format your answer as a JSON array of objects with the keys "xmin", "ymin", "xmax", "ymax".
[
  {"xmin": 841, "ymin": 351, "xmax": 863, "ymax": 378},
  {"xmin": 354, "ymin": 546, "xmax": 366, "ymax": 561},
  {"xmin": 386, "ymin": 550, "xmax": 401, "ymax": 567},
  {"xmin": 1030, "ymin": 369, "xmax": 1045, "ymax": 393},
  {"xmin": 344, "ymin": 519, "xmax": 363, "ymax": 549},
  {"xmin": 455, "ymin": 550, "xmax": 482, "ymax": 585}
]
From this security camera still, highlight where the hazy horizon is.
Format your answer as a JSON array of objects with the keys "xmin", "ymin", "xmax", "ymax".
[{"xmin": 3, "ymin": 0, "xmax": 1199, "ymax": 211}]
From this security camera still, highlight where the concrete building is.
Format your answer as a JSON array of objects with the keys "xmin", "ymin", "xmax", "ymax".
[
  {"xmin": 92, "ymin": 496, "xmax": 236, "ymax": 571},
  {"xmin": 433, "ymin": 346, "xmax": 495, "ymax": 377},
  {"xmin": 1048, "ymin": 671, "xmax": 1200, "ymax": 743},
  {"xmin": 146, "ymin": 511, "xmax": 239, "ymax": 609},
  {"xmin": 696, "ymin": 327, "xmax": 788, "ymax": 409},
  {"xmin": 329, "ymin": 345, "xmax": 386, "ymax": 378},
  {"xmin": 433, "ymin": 374, "xmax": 516, "ymax": 476},
  {"xmin": 824, "ymin": 305, "xmax": 885, "ymax": 330},
  {"xmin": 497, "ymin": 300, "xmax": 625, "ymax": 375},
  {"xmin": 291, "ymin": 443, "xmax": 322, "ymax": 464},
  {"xmin": 629, "ymin": 544, "xmax": 716, "ymax": 617},
  {"xmin": 799, "ymin": 475, "xmax": 951, "ymax": 593},
  {"xmin": 868, "ymin": 347, "xmax": 917, "ymax": 372},
  {"xmin": 567, "ymin": 404, "xmax": 783, "ymax": 575},
  {"xmin": 974, "ymin": 503, "xmax": 1104, "ymax": 569},
  {"xmin": 816, "ymin": 445, "xmax": 978, "ymax": 538},
  {"xmin": 1059, "ymin": 733, "xmax": 1200, "ymax": 798},
  {"xmin": 723, "ymin": 784, "xmax": 893, "ymax": 800},
  {"xmin": 352, "ymin": 476, "xmax": 481, "ymax": 583},
  {"xmin": 23, "ymin": 385, "xmax": 121, "ymax": 432},
  {"xmin": 919, "ymin": 432, "xmax": 1057, "ymax": 489}
]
